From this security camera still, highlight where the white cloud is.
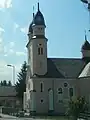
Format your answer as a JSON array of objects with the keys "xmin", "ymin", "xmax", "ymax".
[
  {"xmin": 0, "ymin": 43, "xmax": 4, "ymax": 53},
  {"xmin": 0, "ymin": 38, "xmax": 3, "ymax": 43},
  {"xmin": 9, "ymin": 41, "xmax": 15, "ymax": 48},
  {"xmin": 0, "ymin": 27, "xmax": 5, "ymax": 36},
  {"xmin": 14, "ymin": 23, "xmax": 19, "ymax": 32},
  {"xmin": 0, "ymin": 39, "xmax": 4, "ymax": 53},
  {"xmin": 0, "ymin": 0, "xmax": 12, "ymax": 9},
  {"xmin": 20, "ymin": 27, "xmax": 28, "ymax": 34},
  {"xmin": 9, "ymin": 49, "xmax": 14, "ymax": 54},
  {"xmin": 4, "ymin": 54, "xmax": 8, "ymax": 57},
  {"xmin": 0, "ymin": 27, "xmax": 5, "ymax": 32},
  {"xmin": 16, "ymin": 51, "xmax": 26, "ymax": 56},
  {"xmin": 0, "ymin": 27, "xmax": 5, "ymax": 54},
  {"xmin": 24, "ymin": 47, "xmax": 27, "ymax": 51}
]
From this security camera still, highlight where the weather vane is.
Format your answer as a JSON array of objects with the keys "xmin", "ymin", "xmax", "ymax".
[{"xmin": 81, "ymin": 0, "xmax": 90, "ymax": 31}]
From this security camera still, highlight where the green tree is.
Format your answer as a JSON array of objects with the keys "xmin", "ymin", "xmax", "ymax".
[
  {"xmin": 7, "ymin": 80, "xmax": 12, "ymax": 86},
  {"xmin": 15, "ymin": 61, "xmax": 27, "ymax": 104},
  {"xmin": 66, "ymin": 96, "xmax": 88, "ymax": 120},
  {"xmin": 0, "ymin": 81, "xmax": 3, "ymax": 86},
  {"xmin": 2, "ymin": 80, "xmax": 7, "ymax": 86}
]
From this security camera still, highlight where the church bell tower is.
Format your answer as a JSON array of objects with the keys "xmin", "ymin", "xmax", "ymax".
[{"xmin": 27, "ymin": 2, "xmax": 48, "ymax": 76}]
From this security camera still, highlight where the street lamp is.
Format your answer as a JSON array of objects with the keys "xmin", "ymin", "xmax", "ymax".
[{"xmin": 7, "ymin": 64, "xmax": 15, "ymax": 85}]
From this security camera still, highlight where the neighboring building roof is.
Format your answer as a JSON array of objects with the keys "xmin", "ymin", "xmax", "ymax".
[
  {"xmin": 30, "ymin": 58, "xmax": 86, "ymax": 78},
  {"xmin": 0, "ymin": 86, "xmax": 16, "ymax": 97},
  {"xmin": 79, "ymin": 62, "xmax": 90, "ymax": 78}
]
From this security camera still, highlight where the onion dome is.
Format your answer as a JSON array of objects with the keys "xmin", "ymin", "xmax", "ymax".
[
  {"xmin": 33, "ymin": 2, "xmax": 46, "ymax": 27},
  {"xmin": 28, "ymin": 2, "xmax": 45, "ymax": 34},
  {"xmin": 81, "ymin": 0, "xmax": 88, "ymax": 4},
  {"xmin": 81, "ymin": 31, "xmax": 90, "ymax": 50},
  {"xmin": 82, "ymin": 40, "xmax": 90, "ymax": 50}
]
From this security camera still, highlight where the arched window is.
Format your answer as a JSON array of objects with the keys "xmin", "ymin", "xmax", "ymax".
[
  {"xmin": 69, "ymin": 88, "xmax": 73, "ymax": 97},
  {"xmin": 40, "ymin": 82, "xmax": 44, "ymax": 92},
  {"xmin": 58, "ymin": 88, "xmax": 63, "ymax": 94},
  {"xmin": 38, "ymin": 44, "xmax": 43, "ymax": 55}
]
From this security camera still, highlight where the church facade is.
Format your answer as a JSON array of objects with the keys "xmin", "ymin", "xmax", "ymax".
[{"xmin": 24, "ymin": 3, "xmax": 90, "ymax": 115}]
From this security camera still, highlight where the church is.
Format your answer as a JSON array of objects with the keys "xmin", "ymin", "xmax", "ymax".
[{"xmin": 24, "ymin": 2, "xmax": 90, "ymax": 115}]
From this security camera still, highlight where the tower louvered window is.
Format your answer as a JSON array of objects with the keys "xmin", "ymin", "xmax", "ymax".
[{"xmin": 38, "ymin": 47, "xmax": 43, "ymax": 55}]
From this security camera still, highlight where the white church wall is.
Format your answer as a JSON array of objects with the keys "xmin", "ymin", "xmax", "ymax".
[
  {"xmin": 31, "ymin": 78, "xmax": 77, "ymax": 114},
  {"xmin": 32, "ymin": 78, "xmax": 52, "ymax": 114},
  {"xmin": 53, "ymin": 78, "xmax": 77, "ymax": 113},
  {"xmin": 78, "ymin": 77, "xmax": 90, "ymax": 99}
]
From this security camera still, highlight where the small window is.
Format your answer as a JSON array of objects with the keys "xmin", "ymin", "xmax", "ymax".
[
  {"xmin": 38, "ymin": 47, "xmax": 43, "ymax": 55},
  {"xmin": 69, "ymin": 88, "xmax": 73, "ymax": 97},
  {"xmin": 40, "ymin": 99, "xmax": 43, "ymax": 103},
  {"xmin": 40, "ymin": 82, "xmax": 44, "ymax": 92},
  {"xmin": 64, "ymin": 83, "xmax": 68, "ymax": 87},
  {"xmin": 38, "ymin": 28, "xmax": 42, "ymax": 31},
  {"xmin": 58, "ymin": 88, "xmax": 62, "ymax": 94},
  {"xmin": 41, "ymin": 48, "xmax": 43, "ymax": 54},
  {"xmin": 38, "ymin": 48, "xmax": 40, "ymax": 54}
]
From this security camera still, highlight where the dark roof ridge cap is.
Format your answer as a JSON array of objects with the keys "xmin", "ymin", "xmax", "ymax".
[{"xmin": 47, "ymin": 58, "xmax": 82, "ymax": 60}]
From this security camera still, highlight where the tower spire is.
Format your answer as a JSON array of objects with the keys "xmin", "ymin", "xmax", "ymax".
[
  {"xmin": 85, "ymin": 30, "xmax": 87, "ymax": 41},
  {"xmin": 38, "ymin": 1, "xmax": 40, "ymax": 11},
  {"xmin": 33, "ymin": 6, "xmax": 34, "ymax": 18}
]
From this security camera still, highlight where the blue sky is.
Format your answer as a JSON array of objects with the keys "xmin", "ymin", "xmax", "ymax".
[{"xmin": 0, "ymin": 0, "xmax": 89, "ymax": 82}]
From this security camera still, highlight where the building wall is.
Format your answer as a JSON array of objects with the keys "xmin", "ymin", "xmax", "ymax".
[
  {"xmin": 29, "ymin": 78, "xmax": 77, "ymax": 114},
  {"xmin": 53, "ymin": 78, "xmax": 77, "ymax": 114},
  {"xmin": 33, "ymin": 78, "xmax": 52, "ymax": 114},
  {"xmin": 78, "ymin": 77, "xmax": 90, "ymax": 102},
  {"xmin": 82, "ymin": 50, "xmax": 90, "ymax": 58},
  {"xmin": 28, "ymin": 38, "xmax": 47, "ymax": 76},
  {"xmin": 0, "ymin": 96, "xmax": 17, "ymax": 107}
]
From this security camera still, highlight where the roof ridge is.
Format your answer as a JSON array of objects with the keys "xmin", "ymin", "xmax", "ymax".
[{"xmin": 48, "ymin": 58, "xmax": 82, "ymax": 60}]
